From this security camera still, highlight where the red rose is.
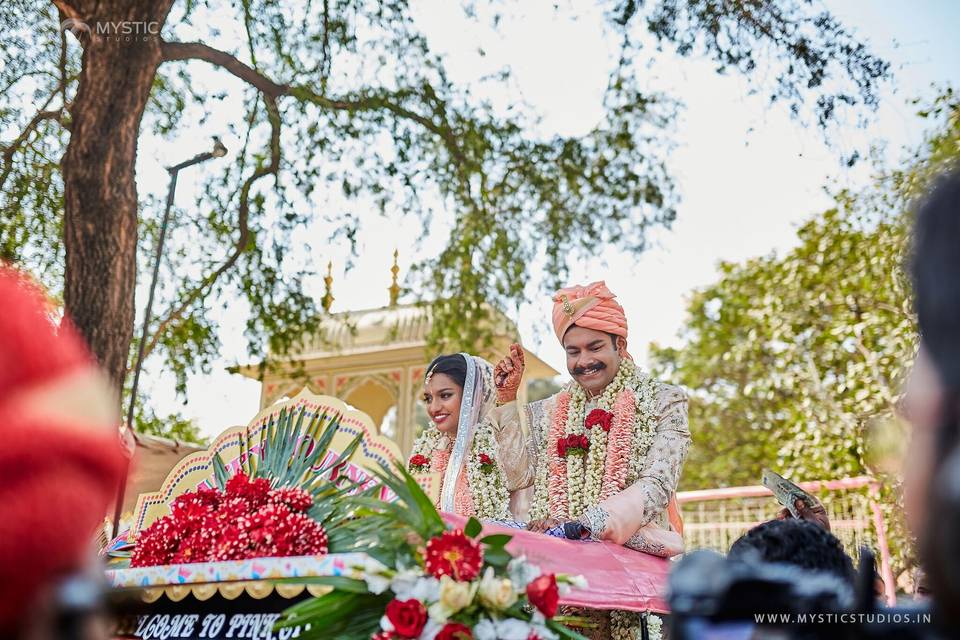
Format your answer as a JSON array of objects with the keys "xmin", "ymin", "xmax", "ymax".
[
  {"xmin": 372, "ymin": 633, "xmax": 395, "ymax": 640},
  {"xmin": 385, "ymin": 598, "xmax": 428, "ymax": 638},
  {"xmin": 478, "ymin": 453, "xmax": 493, "ymax": 465},
  {"xmin": 557, "ymin": 439, "xmax": 568, "ymax": 456},
  {"xmin": 409, "ymin": 454, "xmax": 430, "ymax": 469},
  {"xmin": 424, "ymin": 529, "xmax": 483, "ymax": 581},
  {"xmin": 526, "ymin": 573, "xmax": 559, "ymax": 618},
  {"xmin": 584, "ymin": 408, "xmax": 603, "ymax": 429},
  {"xmin": 436, "ymin": 622, "xmax": 473, "ymax": 640},
  {"xmin": 579, "ymin": 435, "xmax": 590, "ymax": 449}
]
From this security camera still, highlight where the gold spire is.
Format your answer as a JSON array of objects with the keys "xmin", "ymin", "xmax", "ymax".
[
  {"xmin": 388, "ymin": 250, "xmax": 401, "ymax": 307},
  {"xmin": 321, "ymin": 261, "xmax": 334, "ymax": 313}
]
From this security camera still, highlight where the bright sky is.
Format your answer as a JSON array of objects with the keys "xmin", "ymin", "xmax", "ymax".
[{"xmin": 138, "ymin": 0, "xmax": 960, "ymax": 440}]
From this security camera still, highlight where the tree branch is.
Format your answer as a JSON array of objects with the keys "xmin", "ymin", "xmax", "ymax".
[
  {"xmin": 160, "ymin": 41, "xmax": 287, "ymax": 97},
  {"xmin": 161, "ymin": 40, "xmax": 470, "ymax": 167},
  {"xmin": 141, "ymin": 95, "xmax": 281, "ymax": 362},
  {"xmin": 0, "ymin": 87, "xmax": 68, "ymax": 192}
]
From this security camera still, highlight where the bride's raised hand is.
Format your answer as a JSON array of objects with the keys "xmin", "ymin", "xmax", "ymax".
[{"xmin": 494, "ymin": 343, "xmax": 525, "ymax": 404}]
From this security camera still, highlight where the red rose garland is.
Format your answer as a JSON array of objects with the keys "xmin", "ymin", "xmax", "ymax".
[
  {"xmin": 409, "ymin": 453, "xmax": 430, "ymax": 471},
  {"xmin": 584, "ymin": 408, "xmax": 614, "ymax": 432},
  {"xmin": 556, "ymin": 433, "xmax": 589, "ymax": 457}
]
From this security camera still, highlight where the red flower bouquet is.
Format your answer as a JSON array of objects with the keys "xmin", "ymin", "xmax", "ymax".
[{"xmin": 132, "ymin": 473, "xmax": 328, "ymax": 567}]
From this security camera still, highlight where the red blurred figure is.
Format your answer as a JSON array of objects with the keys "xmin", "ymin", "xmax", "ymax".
[{"xmin": 0, "ymin": 267, "xmax": 125, "ymax": 637}]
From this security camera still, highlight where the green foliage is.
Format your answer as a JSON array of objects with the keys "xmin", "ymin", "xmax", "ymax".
[
  {"xmin": 650, "ymin": 91, "xmax": 959, "ymax": 576},
  {"xmin": 134, "ymin": 404, "xmax": 207, "ymax": 444},
  {"xmin": 1, "ymin": 1, "xmax": 889, "ymax": 412},
  {"xmin": 212, "ymin": 404, "xmax": 363, "ymax": 513},
  {"xmin": 527, "ymin": 377, "xmax": 563, "ymax": 403}
]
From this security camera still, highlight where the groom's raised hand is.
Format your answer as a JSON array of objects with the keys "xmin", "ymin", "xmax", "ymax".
[{"xmin": 494, "ymin": 343, "xmax": 525, "ymax": 404}]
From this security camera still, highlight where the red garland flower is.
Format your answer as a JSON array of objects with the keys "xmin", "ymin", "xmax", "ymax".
[
  {"xmin": 584, "ymin": 408, "xmax": 614, "ymax": 432},
  {"xmin": 526, "ymin": 573, "xmax": 560, "ymax": 618},
  {"xmin": 436, "ymin": 622, "xmax": 473, "ymax": 640},
  {"xmin": 384, "ymin": 598, "xmax": 428, "ymax": 638},
  {"xmin": 131, "ymin": 473, "xmax": 327, "ymax": 567},
  {"xmin": 477, "ymin": 452, "xmax": 494, "ymax": 471},
  {"xmin": 424, "ymin": 529, "xmax": 483, "ymax": 581},
  {"xmin": 409, "ymin": 454, "xmax": 430, "ymax": 470},
  {"xmin": 557, "ymin": 434, "xmax": 589, "ymax": 457}
]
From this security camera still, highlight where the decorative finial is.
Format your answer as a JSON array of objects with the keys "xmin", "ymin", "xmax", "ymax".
[
  {"xmin": 388, "ymin": 249, "xmax": 400, "ymax": 307},
  {"xmin": 321, "ymin": 261, "xmax": 334, "ymax": 312}
]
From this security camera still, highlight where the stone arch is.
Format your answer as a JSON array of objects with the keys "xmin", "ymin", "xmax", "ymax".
[{"xmin": 342, "ymin": 375, "xmax": 399, "ymax": 436}]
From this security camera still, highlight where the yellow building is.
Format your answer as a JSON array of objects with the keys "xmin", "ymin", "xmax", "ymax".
[{"xmin": 234, "ymin": 260, "xmax": 558, "ymax": 456}]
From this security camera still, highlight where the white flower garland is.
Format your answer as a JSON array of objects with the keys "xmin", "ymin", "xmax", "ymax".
[
  {"xmin": 466, "ymin": 421, "xmax": 512, "ymax": 520},
  {"xmin": 408, "ymin": 425, "xmax": 510, "ymax": 520},
  {"xmin": 529, "ymin": 359, "xmax": 661, "ymax": 521}
]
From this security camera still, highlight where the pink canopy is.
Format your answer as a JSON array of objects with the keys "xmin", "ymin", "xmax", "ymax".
[{"xmin": 444, "ymin": 515, "xmax": 670, "ymax": 613}]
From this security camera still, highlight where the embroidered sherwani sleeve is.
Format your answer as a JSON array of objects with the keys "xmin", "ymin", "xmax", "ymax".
[
  {"xmin": 585, "ymin": 383, "xmax": 691, "ymax": 545},
  {"xmin": 488, "ymin": 401, "xmax": 536, "ymax": 492}
]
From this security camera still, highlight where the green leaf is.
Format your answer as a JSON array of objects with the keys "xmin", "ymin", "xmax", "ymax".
[
  {"xmin": 480, "ymin": 533, "xmax": 512, "ymax": 548},
  {"xmin": 465, "ymin": 517, "xmax": 482, "ymax": 538}
]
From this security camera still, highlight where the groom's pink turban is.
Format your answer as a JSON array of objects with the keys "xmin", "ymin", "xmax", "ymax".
[{"xmin": 552, "ymin": 281, "xmax": 629, "ymax": 345}]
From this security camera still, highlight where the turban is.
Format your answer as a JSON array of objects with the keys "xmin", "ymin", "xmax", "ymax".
[{"xmin": 552, "ymin": 281, "xmax": 629, "ymax": 346}]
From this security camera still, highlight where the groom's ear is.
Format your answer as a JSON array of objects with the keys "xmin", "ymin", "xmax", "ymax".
[{"xmin": 615, "ymin": 335, "xmax": 628, "ymax": 356}]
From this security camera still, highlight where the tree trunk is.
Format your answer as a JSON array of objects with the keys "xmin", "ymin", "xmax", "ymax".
[{"xmin": 60, "ymin": 0, "xmax": 175, "ymax": 391}]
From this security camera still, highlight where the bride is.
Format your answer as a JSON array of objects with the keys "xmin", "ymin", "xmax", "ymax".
[{"xmin": 407, "ymin": 352, "xmax": 519, "ymax": 519}]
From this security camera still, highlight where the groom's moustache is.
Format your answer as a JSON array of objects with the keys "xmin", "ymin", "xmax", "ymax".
[{"xmin": 572, "ymin": 362, "xmax": 606, "ymax": 376}]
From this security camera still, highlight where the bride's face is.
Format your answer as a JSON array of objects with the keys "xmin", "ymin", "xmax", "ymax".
[{"xmin": 423, "ymin": 372, "xmax": 463, "ymax": 435}]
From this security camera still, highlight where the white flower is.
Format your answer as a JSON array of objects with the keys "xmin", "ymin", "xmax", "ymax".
[
  {"xmin": 495, "ymin": 618, "xmax": 534, "ymax": 640},
  {"xmin": 389, "ymin": 568, "xmax": 421, "ymax": 598},
  {"xmin": 380, "ymin": 615, "xmax": 394, "ymax": 632},
  {"xmin": 565, "ymin": 574, "xmax": 588, "ymax": 590},
  {"xmin": 473, "ymin": 619, "xmax": 497, "ymax": 640},
  {"xmin": 477, "ymin": 567, "xmax": 518, "ymax": 611},
  {"xmin": 361, "ymin": 557, "xmax": 391, "ymax": 594},
  {"xmin": 507, "ymin": 556, "xmax": 541, "ymax": 589},
  {"xmin": 418, "ymin": 619, "xmax": 443, "ymax": 640},
  {"xmin": 428, "ymin": 576, "xmax": 475, "ymax": 622}
]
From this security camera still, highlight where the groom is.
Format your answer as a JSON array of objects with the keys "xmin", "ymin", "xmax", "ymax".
[{"xmin": 492, "ymin": 281, "xmax": 690, "ymax": 551}]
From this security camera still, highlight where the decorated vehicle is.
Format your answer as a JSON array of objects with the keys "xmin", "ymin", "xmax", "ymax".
[{"xmin": 107, "ymin": 389, "xmax": 670, "ymax": 640}]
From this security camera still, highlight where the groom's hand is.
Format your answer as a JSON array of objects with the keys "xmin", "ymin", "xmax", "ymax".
[
  {"xmin": 526, "ymin": 518, "xmax": 560, "ymax": 533},
  {"xmin": 494, "ymin": 343, "xmax": 525, "ymax": 404}
]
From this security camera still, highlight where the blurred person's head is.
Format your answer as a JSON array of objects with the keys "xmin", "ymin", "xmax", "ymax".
[
  {"xmin": 728, "ymin": 519, "xmax": 855, "ymax": 584},
  {"xmin": 0, "ymin": 266, "xmax": 124, "ymax": 638},
  {"xmin": 907, "ymin": 168, "xmax": 960, "ymax": 623}
]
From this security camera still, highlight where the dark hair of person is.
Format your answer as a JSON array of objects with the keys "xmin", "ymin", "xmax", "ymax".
[
  {"xmin": 911, "ymin": 169, "xmax": 960, "ymax": 623},
  {"xmin": 425, "ymin": 354, "xmax": 467, "ymax": 389},
  {"xmin": 728, "ymin": 519, "xmax": 855, "ymax": 584}
]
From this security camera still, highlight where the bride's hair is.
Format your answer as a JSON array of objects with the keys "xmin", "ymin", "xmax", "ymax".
[{"xmin": 425, "ymin": 354, "xmax": 467, "ymax": 388}]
